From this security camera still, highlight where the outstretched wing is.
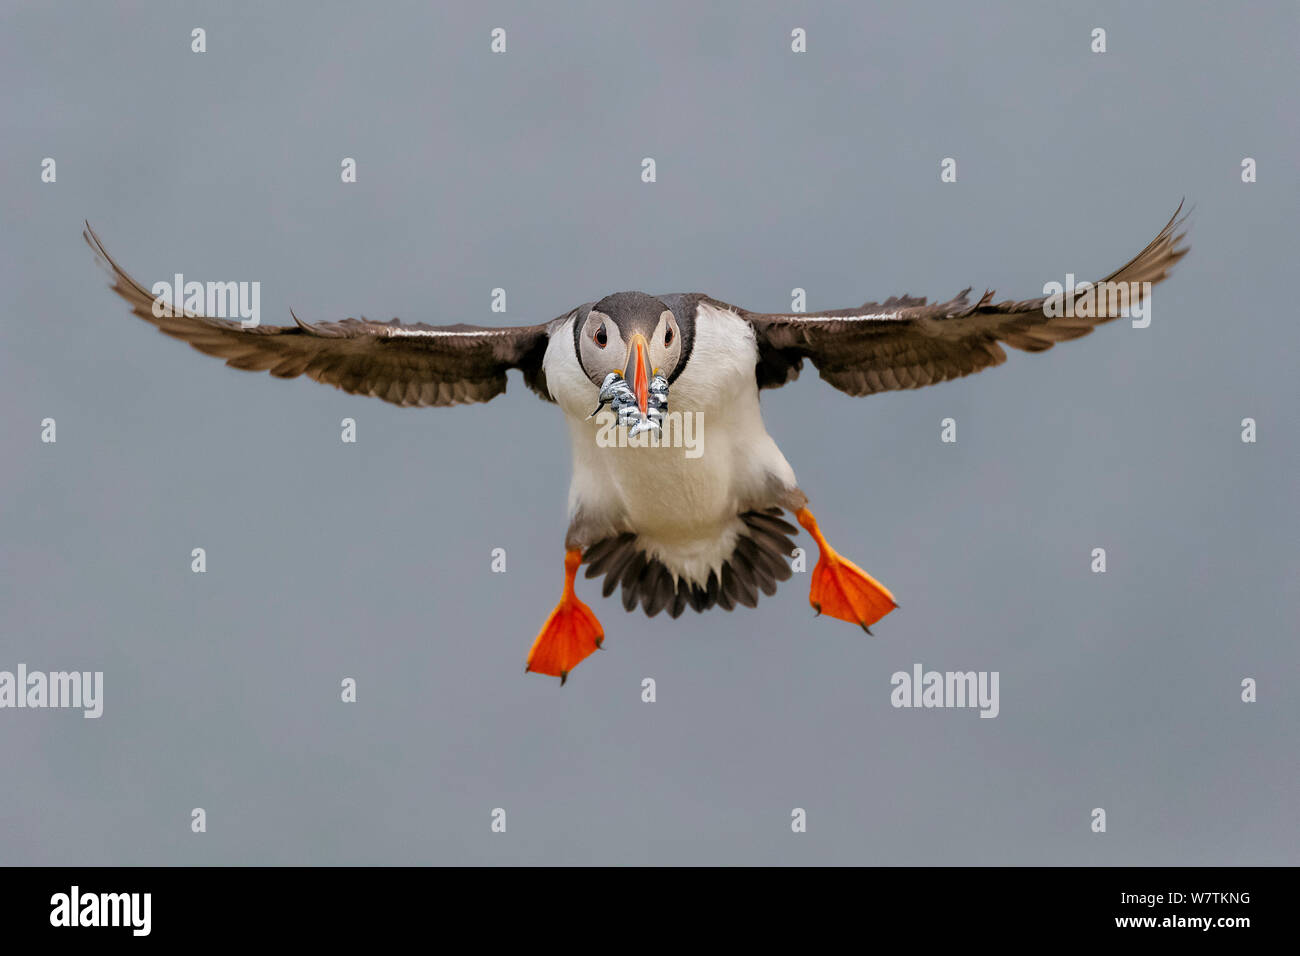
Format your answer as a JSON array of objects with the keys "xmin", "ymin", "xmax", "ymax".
[
  {"xmin": 85, "ymin": 224, "xmax": 557, "ymax": 408},
  {"xmin": 728, "ymin": 204, "xmax": 1190, "ymax": 394}
]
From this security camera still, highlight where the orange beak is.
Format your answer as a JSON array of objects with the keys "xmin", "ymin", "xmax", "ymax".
[{"xmin": 624, "ymin": 333, "xmax": 652, "ymax": 415}]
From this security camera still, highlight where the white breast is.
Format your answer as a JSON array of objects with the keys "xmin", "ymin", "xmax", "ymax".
[{"xmin": 543, "ymin": 302, "xmax": 798, "ymax": 585}]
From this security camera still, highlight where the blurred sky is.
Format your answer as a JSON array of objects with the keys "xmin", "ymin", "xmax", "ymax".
[{"xmin": 0, "ymin": 0, "xmax": 1296, "ymax": 864}]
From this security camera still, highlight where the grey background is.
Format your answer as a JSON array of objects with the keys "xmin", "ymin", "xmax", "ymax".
[{"xmin": 1, "ymin": 0, "xmax": 1296, "ymax": 865}]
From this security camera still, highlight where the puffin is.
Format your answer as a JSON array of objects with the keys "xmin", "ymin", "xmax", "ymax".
[{"xmin": 84, "ymin": 207, "xmax": 1188, "ymax": 683}]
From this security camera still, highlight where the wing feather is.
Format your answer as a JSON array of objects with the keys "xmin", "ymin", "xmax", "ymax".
[
  {"xmin": 730, "ymin": 205, "xmax": 1189, "ymax": 395},
  {"xmin": 85, "ymin": 224, "xmax": 558, "ymax": 408}
]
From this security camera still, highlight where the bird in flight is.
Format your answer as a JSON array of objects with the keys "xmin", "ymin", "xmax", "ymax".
[{"xmin": 86, "ymin": 207, "xmax": 1188, "ymax": 684}]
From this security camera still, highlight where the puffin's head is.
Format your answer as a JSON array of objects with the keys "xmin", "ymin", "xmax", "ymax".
[{"xmin": 575, "ymin": 292, "xmax": 684, "ymax": 415}]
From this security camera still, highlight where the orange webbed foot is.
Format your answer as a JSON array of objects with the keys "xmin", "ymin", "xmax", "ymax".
[
  {"xmin": 525, "ymin": 550, "xmax": 604, "ymax": 684},
  {"xmin": 797, "ymin": 508, "xmax": 898, "ymax": 633}
]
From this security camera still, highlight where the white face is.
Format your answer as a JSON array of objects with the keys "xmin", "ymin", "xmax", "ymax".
[{"xmin": 579, "ymin": 308, "xmax": 682, "ymax": 385}]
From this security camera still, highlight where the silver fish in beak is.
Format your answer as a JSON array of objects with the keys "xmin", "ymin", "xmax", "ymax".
[{"xmin": 587, "ymin": 369, "xmax": 670, "ymax": 438}]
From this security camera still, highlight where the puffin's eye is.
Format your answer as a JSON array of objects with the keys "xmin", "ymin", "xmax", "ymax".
[
  {"xmin": 664, "ymin": 327, "xmax": 674, "ymax": 347},
  {"xmin": 594, "ymin": 324, "xmax": 607, "ymax": 348}
]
